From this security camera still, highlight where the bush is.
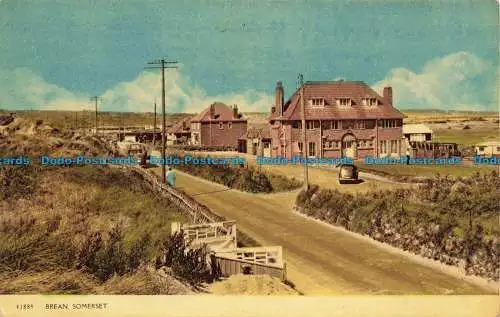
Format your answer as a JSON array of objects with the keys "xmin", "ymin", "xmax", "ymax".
[
  {"xmin": 0, "ymin": 165, "xmax": 39, "ymax": 201},
  {"xmin": 175, "ymin": 155, "xmax": 301, "ymax": 192},
  {"xmin": 160, "ymin": 231, "xmax": 211, "ymax": 286}
]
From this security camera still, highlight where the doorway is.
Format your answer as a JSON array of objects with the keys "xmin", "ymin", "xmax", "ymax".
[{"xmin": 341, "ymin": 134, "xmax": 357, "ymax": 159}]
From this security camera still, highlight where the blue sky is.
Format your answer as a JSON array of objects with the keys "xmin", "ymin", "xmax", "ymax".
[{"xmin": 0, "ymin": 0, "xmax": 498, "ymax": 112}]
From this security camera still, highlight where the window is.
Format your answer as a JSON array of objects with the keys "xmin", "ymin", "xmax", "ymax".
[
  {"xmin": 390, "ymin": 140, "xmax": 398, "ymax": 153},
  {"xmin": 292, "ymin": 121, "xmax": 302, "ymax": 129},
  {"xmin": 362, "ymin": 98, "xmax": 378, "ymax": 106},
  {"xmin": 355, "ymin": 120, "xmax": 366, "ymax": 129},
  {"xmin": 368, "ymin": 141, "xmax": 373, "ymax": 147},
  {"xmin": 311, "ymin": 98, "xmax": 325, "ymax": 107},
  {"xmin": 337, "ymin": 98, "xmax": 351, "ymax": 107},
  {"xmin": 306, "ymin": 121, "xmax": 320, "ymax": 129},
  {"xmin": 228, "ymin": 122, "xmax": 232, "ymax": 129},
  {"xmin": 342, "ymin": 120, "xmax": 354, "ymax": 129},
  {"xmin": 298, "ymin": 142, "xmax": 303, "ymax": 153},
  {"xmin": 321, "ymin": 120, "xmax": 339, "ymax": 130},
  {"xmin": 379, "ymin": 119, "xmax": 398, "ymax": 128},
  {"xmin": 497, "ymin": 147, "xmax": 500, "ymax": 151},
  {"xmin": 308, "ymin": 142, "xmax": 316, "ymax": 157},
  {"xmin": 379, "ymin": 140, "xmax": 388, "ymax": 154},
  {"xmin": 219, "ymin": 122, "xmax": 224, "ymax": 129}
]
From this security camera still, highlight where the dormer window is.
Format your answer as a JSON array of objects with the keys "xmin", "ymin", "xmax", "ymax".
[
  {"xmin": 362, "ymin": 98, "xmax": 378, "ymax": 106},
  {"xmin": 337, "ymin": 98, "xmax": 351, "ymax": 107},
  {"xmin": 310, "ymin": 98, "xmax": 325, "ymax": 107}
]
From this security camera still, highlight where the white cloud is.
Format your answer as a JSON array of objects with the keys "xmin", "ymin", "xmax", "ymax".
[
  {"xmin": 0, "ymin": 67, "xmax": 91, "ymax": 111},
  {"xmin": 0, "ymin": 67, "xmax": 274, "ymax": 113},
  {"xmin": 372, "ymin": 51, "xmax": 498, "ymax": 111}
]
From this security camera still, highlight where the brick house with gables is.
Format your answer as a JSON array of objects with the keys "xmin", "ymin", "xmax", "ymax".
[
  {"xmin": 190, "ymin": 102, "xmax": 247, "ymax": 148},
  {"xmin": 268, "ymin": 80, "xmax": 405, "ymax": 159}
]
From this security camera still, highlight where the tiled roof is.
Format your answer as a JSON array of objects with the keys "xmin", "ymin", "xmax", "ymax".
[
  {"xmin": 167, "ymin": 115, "xmax": 193, "ymax": 133},
  {"xmin": 239, "ymin": 124, "xmax": 271, "ymax": 140},
  {"xmin": 269, "ymin": 81, "xmax": 404, "ymax": 121},
  {"xmin": 190, "ymin": 102, "xmax": 246, "ymax": 122}
]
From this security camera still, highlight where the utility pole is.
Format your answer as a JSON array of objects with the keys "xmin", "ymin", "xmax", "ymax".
[
  {"xmin": 146, "ymin": 59, "xmax": 179, "ymax": 184},
  {"xmin": 90, "ymin": 96, "xmax": 102, "ymax": 135},
  {"xmin": 298, "ymin": 74, "xmax": 309, "ymax": 190},
  {"xmin": 153, "ymin": 100, "xmax": 157, "ymax": 146}
]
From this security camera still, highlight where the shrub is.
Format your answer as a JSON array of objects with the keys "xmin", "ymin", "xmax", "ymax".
[
  {"xmin": 160, "ymin": 231, "xmax": 211, "ymax": 286},
  {"xmin": 0, "ymin": 165, "xmax": 40, "ymax": 201}
]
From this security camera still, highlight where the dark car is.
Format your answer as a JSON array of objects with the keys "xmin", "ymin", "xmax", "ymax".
[{"xmin": 337, "ymin": 163, "xmax": 359, "ymax": 184}]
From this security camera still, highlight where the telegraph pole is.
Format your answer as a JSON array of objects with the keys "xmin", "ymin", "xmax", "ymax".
[
  {"xmin": 145, "ymin": 59, "xmax": 179, "ymax": 184},
  {"xmin": 90, "ymin": 96, "xmax": 102, "ymax": 135},
  {"xmin": 153, "ymin": 100, "xmax": 157, "ymax": 146},
  {"xmin": 298, "ymin": 74, "xmax": 309, "ymax": 190}
]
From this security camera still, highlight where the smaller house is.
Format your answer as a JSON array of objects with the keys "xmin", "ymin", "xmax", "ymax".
[
  {"xmin": 167, "ymin": 115, "xmax": 193, "ymax": 145},
  {"xmin": 190, "ymin": 102, "xmax": 247, "ymax": 148},
  {"xmin": 475, "ymin": 140, "xmax": 500, "ymax": 156},
  {"xmin": 238, "ymin": 124, "xmax": 272, "ymax": 156},
  {"xmin": 403, "ymin": 124, "xmax": 433, "ymax": 142}
]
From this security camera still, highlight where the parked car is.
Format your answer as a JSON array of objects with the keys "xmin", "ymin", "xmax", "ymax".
[{"xmin": 338, "ymin": 163, "xmax": 359, "ymax": 184}]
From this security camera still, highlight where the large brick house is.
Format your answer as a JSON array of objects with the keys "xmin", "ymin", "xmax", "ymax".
[
  {"xmin": 190, "ymin": 102, "xmax": 247, "ymax": 148},
  {"xmin": 268, "ymin": 80, "xmax": 405, "ymax": 159}
]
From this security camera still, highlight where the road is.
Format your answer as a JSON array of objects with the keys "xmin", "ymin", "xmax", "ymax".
[{"xmin": 152, "ymin": 168, "xmax": 493, "ymax": 295}]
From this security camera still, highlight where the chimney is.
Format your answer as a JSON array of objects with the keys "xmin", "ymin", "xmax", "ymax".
[
  {"xmin": 233, "ymin": 104, "xmax": 238, "ymax": 118},
  {"xmin": 275, "ymin": 81, "xmax": 284, "ymax": 116},
  {"xmin": 210, "ymin": 103, "xmax": 215, "ymax": 118},
  {"xmin": 383, "ymin": 86, "xmax": 393, "ymax": 105}
]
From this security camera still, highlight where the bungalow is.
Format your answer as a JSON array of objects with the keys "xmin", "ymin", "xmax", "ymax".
[
  {"xmin": 403, "ymin": 124, "xmax": 433, "ymax": 142},
  {"xmin": 190, "ymin": 102, "xmax": 247, "ymax": 148},
  {"xmin": 475, "ymin": 140, "xmax": 500, "ymax": 156}
]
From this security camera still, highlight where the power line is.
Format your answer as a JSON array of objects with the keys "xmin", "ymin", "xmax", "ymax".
[{"xmin": 145, "ymin": 59, "xmax": 179, "ymax": 184}]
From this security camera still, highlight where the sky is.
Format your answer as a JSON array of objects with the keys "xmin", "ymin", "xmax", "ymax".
[{"xmin": 0, "ymin": 0, "xmax": 498, "ymax": 113}]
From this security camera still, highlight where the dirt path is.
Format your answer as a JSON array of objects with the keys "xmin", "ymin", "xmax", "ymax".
[{"xmin": 153, "ymin": 168, "xmax": 494, "ymax": 295}]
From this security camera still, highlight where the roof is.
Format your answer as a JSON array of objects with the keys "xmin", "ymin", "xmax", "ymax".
[
  {"xmin": 190, "ymin": 102, "xmax": 247, "ymax": 123},
  {"xmin": 402, "ymin": 124, "xmax": 433, "ymax": 134},
  {"xmin": 268, "ymin": 81, "xmax": 404, "ymax": 121},
  {"xmin": 476, "ymin": 140, "xmax": 500, "ymax": 146},
  {"xmin": 167, "ymin": 115, "xmax": 193, "ymax": 133},
  {"xmin": 238, "ymin": 124, "xmax": 271, "ymax": 140}
]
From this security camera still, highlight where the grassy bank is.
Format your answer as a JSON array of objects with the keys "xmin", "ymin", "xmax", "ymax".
[
  {"xmin": 0, "ymin": 165, "xmax": 191, "ymax": 294},
  {"xmin": 295, "ymin": 171, "xmax": 499, "ymax": 281}
]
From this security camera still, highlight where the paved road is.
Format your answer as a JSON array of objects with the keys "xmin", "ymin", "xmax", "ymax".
[{"xmin": 153, "ymin": 168, "xmax": 493, "ymax": 295}]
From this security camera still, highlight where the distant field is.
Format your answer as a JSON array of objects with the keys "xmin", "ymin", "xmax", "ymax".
[
  {"xmin": 402, "ymin": 110, "xmax": 498, "ymax": 123},
  {"xmin": 433, "ymin": 127, "xmax": 499, "ymax": 146}
]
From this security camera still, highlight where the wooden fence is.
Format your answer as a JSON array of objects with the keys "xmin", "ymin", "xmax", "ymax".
[{"xmin": 211, "ymin": 255, "xmax": 287, "ymax": 281}]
